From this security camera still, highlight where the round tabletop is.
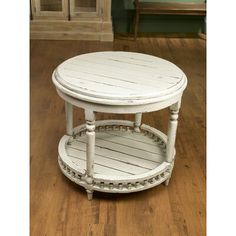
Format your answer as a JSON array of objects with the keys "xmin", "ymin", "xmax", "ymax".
[{"xmin": 52, "ymin": 51, "xmax": 187, "ymax": 105}]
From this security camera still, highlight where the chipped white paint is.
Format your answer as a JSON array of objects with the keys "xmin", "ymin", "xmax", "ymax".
[
  {"xmin": 65, "ymin": 102, "xmax": 73, "ymax": 136},
  {"xmin": 52, "ymin": 51, "xmax": 187, "ymax": 105},
  {"xmin": 52, "ymin": 51, "xmax": 187, "ymax": 200},
  {"xmin": 134, "ymin": 113, "xmax": 142, "ymax": 132},
  {"xmin": 58, "ymin": 122, "xmax": 172, "ymax": 194},
  {"xmin": 84, "ymin": 110, "xmax": 96, "ymax": 199}
]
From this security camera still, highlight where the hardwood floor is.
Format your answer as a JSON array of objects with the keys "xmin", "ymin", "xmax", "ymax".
[{"xmin": 30, "ymin": 37, "xmax": 206, "ymax": 236}]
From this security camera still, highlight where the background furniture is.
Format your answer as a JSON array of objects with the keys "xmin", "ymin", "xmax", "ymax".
[
  {"xmin": 52, "ymin": 51, "xmax": 187, "ymax": 200},
  {"xmin": 133, "ymin": 0, "xmax": 206, "ymax": 39},
  {"xmin": 30, "ymin": 0, "xmax": 113, "ymax": 41}
]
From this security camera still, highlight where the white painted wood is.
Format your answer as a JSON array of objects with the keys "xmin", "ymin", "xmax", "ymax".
[
  {"xmin": 52, "ymin": 51, "xmax": 187, "ymax": 105},
  {"xmin": 104, "ymin": 130, "xmax": 155, "ymax": 145},
  {"xmin": 59, "ymin": 155, "xmax": 171, "ymax": 193},
  {"xmin": 52, "ymin": 52, "xmax": 188, "ymax": 199},
  {"xmin": 58, "ymin": 122, "xmax": 172, "ymax": 193},
  {"xmin": 164, "ymin": 178, "xmax": 170, "ymax": 186},
  {"xmin": 68, "ymin": 148, "xmax": 150, "ymax": 175},
  {"xmin": 67, "ymin": 130, "xmax": 165, "ymax": 174},
  {"xmin": 58, "ymin": 135, "xmax": 86, "ymax": 174},
  {"xmin": 65, "ymin": 101, "xmax": 73, "ymax": 136},
  {"xmin": 166, "ymin": 102, "xmax": 180, "ymax": 163},
  {"xmin": 86, "ymin": 190, "xmax": 93, "ymax": 200},
  {"xmin": 86, "ymin": 131, "xmax": 95, "ymax": 177},
  {"xmin": 56, "ymin": 88, "xmax": 183, "ymax": 114},
  {"xmin": 93, "ymin": 132, "xmax": 163, "ymax": 154},
  {"xmin": 84, "ymin": 110, "xmax": 95, "ymax": 199},
  {"xmin": 85, "ymin": 110, "xmax": 95, "ymax": 178},
  {"xmin": 134, "ymin": 113, "xmax": 142, "ymax": 132},
  {"xmin": 77, "ymin": 135, "xmax": 164, "ymax": 157},
  {"xmin": 68, "ymin": 153, "xmax": 134, "ymax": 176},
  {"xmin": 73, "ymin": 144, "xmax": 158, "ymax": 170},
  {"xmin": 164, "ymin": 102, "xmax": 180, "ymax": 185}
]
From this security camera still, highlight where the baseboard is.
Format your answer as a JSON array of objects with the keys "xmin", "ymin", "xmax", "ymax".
[
  {"xmin": 114, "ymin": 32, "xmax": 201, "ymax": 40},
  {"xmin": 30, "ymin": 20, "xmax": 114, "ymax": 42}
]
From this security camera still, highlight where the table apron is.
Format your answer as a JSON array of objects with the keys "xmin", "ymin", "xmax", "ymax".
[{"xmin": 57, "ymin": 89, "xmax": 183, "ymax": 114}]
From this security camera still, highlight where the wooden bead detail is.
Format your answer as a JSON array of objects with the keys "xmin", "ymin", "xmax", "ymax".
[
  {"xmin": 86, "ymin": 177, "xmax": 93, "ymax": 185},
  {"xmin": 86, "ymin": 123, "xmax": 95, "ymax": 132},
  {"xmin": 148, "ymin": 179, "xmax": 153, "ymax": 184},
  {"xmin": 59, "ymin": 153, "xmax": 172, "ymax": 193},
  {"xmin": 170, "ymin": 110, "xmax": 179, "ymax": 121}
]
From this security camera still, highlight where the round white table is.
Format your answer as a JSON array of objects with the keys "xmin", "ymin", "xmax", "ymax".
[{"xmin": 52, "ymin": 51, "xmax": 187, "ymax": 200}]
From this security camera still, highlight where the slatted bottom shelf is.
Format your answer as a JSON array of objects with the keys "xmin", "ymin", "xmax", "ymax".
[{"xmin": 58, "ymin": 121, "xmax": 173, "ymax": 193}]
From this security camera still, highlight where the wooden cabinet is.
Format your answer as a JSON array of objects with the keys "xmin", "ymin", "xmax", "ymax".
[
  {"xmin": 30, "ymin": 0, "xmax": 113, "ymax": 41},
  {"xmin": 70, "ymin": 0, "xmax": 100, "ymax": 18},
  {"xmin": 31, "ymin": 0, "xmax": 68, "ymax": 19}
]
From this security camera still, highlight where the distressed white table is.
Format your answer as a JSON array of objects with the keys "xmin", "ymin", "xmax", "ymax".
[{"xmin": 52, "ymin": 51, "xmax": 187, "ymax": 200}]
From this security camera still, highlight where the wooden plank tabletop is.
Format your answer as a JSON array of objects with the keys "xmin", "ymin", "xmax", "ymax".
[{"xmin": 53, "ymin": 51, "xmax": 187, "ymax": 105}]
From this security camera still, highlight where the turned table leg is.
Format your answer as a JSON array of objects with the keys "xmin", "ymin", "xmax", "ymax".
[
  {"xmin": 165, "ymin": 101, "xmax": 181, "ymax": 186},
  {"xmin": 65, "ymin": 102, "xmax": 74, "ymax": 145},
  {"xmin": 85, "ymin": 110, "xmax": 96, "ymax": 200},
  {"xmin": 65, "ymin": 102, "xmax": 73, "ymax": 135},
  {"xmin": 134, "ymin": 113, "xmax": 142, "ymax": 132}
]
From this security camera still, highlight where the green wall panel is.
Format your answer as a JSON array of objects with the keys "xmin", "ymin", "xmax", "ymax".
[
  {"xmin": 124, "ymin": 0, "xmax": 205, "ymax": 10},
  {"xmin": 112, "ymin": 0, "xmax": 206, "ymax": 34}
]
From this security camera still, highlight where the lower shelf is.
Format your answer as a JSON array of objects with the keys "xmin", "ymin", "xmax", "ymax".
[{"xmin": 58, "ymin": 120, "xmax": 174, "ymax": 193}]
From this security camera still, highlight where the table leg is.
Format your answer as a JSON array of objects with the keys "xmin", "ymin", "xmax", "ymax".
[
  {"xmin": 65, "ymin": 102, "xmax": 73, "ymax": 135},
  {"xmin": 165, "ymin": 101, "xmax": 181, "ymax": 185},
  {"xmin": 85, "ymin": 110, "xmax": 96, "ymax": 200},
  {"xmin": 134, "ymin": 113, "xmax": 142, "ymax": 132},
  {"xmin": 65, "ymin": 102, "xmax": 74, "ymax": 145}
]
